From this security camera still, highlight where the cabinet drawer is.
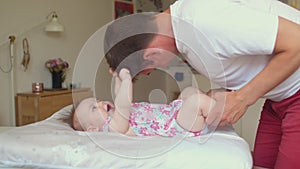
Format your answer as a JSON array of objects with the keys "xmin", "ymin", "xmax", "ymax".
[
  {"xmin": 39, "ymin": 94, "xmax": 72, "ymax": 120},
  {"xmin": 39, "ymin": 97, "xmax": 55, "ymax": 120},
  {"xmin": 52, "ymin": 94, "xmax": 73, "ymax": 112},
  {"xmin": 19, "ymin": 97, "xmax": 36, "ymax": 116},
  {"xmin": 16, "ymin": 88, "xmax": 92, "ymax": 126},
  {"xmin": 17, "ymin": 96, "xmax": 37, "ymax": 125}
]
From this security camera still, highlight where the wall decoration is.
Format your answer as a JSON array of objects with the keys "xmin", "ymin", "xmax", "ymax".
[
  {"xmin": 135, "ymin": 0, "xmax": 163, "ymax": 12},
  {"xmin": 114, "ymin": 0, "xmax": 176, "ymax": 19},
  {"xmin": 114, "ymin": 0, "xmax": 134, "ymax": 19},
  {"xmin": 288, "ymin": 0, "xmax": 299, "ymax": 9},
  {"xmin": 135, "ymin": 0, "xmax": 174, "ymax": 13},
  {"xmin": 279, "ymin": 0, "xmax": 288, "ymax": 3},
  {"xmin": 280, "ymin": 0, "xmax": 300, "ymax": 9}
]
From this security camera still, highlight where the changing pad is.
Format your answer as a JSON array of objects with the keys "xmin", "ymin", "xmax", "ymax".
[{"xmin": 0, "ymin": 105, "xmax": 252, "ymax": 169}]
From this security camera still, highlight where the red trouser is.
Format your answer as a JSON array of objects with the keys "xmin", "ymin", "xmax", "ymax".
[{"xmin": 253, "ymin": 90, "xmax": 300, "ymax": 169}]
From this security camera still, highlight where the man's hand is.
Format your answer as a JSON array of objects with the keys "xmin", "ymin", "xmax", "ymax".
[{"xmin": 206, "ymin": 89, "xmax": 249, "ymax": 126}]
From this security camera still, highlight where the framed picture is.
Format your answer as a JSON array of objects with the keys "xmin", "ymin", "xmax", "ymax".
[
  {"xmin": 114, "ymin": 0, "xmax": 134, "ymax": 19},
  {"xmin": 114, "ymin": 0, "xmax": 176, "ymax": 19},
  {"xmin": 135, "ymin": 0, "xmax": 177, "ymax": 13},
  {"xmin": 280, "ymin": 0, "xmax": 299, "ymax": 9},
  {"xmin": 288, "ymin": 0, "xmax": 300, "ymax": 9},
  {"xmin": 279, "ymin": 0, "xmax": 288, "ymax": 3},
  {"xmin": 135, "ymin": 0, "xmax": 164, "ymax": 13}
]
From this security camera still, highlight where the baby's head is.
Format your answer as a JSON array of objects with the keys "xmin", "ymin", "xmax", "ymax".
[{"xmin": 72, "ymin": 97, "xmax": 115, "ymax": 131}]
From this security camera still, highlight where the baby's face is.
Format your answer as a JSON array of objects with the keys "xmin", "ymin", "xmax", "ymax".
[{"xmin": 73, "ymin": 98, "xmax": 115, "ymax": 131}]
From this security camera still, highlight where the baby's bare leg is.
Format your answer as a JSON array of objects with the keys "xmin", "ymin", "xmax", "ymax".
[
  {"xmin": 113, "ymin": 73, "xmax": 121, "ymax": 96},
  {"xmin": 176, "ymin": 93, "xmax": 215, "ymax": 132},
  {"xmin": 179, "ymin": 87, "xmax": 204, "ymax": 100},
  {"xmin": 110, "ymin": 69, "xmax": 133, "ymax": 133},
  {"xmin": 114, "ymin": 69, "xmax": 132, "ymax": 112}
]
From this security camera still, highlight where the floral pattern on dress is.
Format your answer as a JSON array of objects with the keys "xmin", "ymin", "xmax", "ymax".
[{"xmin": 129, "ymin": 100, "xmax": 201, "ymax": 137}]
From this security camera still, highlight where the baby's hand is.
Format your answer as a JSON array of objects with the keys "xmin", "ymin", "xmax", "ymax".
[{"xmin": 119, "ymin": 68, "xmax": 132, "ymax": 81}]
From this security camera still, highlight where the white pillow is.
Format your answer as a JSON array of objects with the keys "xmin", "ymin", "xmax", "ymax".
[{"xmin": 0, "ymin": 105, "xmax": 252, "ymax": 169}]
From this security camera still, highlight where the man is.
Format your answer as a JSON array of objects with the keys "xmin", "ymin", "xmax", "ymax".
[{"xmin": 104, "ymin": 0, "xmax": 300, "ymax": 168}]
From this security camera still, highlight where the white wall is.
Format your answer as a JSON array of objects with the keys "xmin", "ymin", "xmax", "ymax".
[{"xmin": 0, "ymin": 0, "xmax": 114, "ymax": 126}]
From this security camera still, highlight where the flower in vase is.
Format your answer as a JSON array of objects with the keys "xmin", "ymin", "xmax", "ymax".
[{"xmin": 45, "ymin": 58, "xmax": 69, "ymax": 82}]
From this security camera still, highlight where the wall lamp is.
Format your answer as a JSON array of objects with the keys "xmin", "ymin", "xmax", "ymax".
[{"xmin": 45, "ymin": 11, "xmax": 64, "ymax": 32}]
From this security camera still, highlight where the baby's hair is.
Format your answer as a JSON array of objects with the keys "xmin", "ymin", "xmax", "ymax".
[
  {"xmin": 68, "ymin": 100, "xmax": 82, "ymax": 130},
  {"xmin": 60, "ymin": 105, "xmax": 76, "ymax": 129},
  {"xmin": 70, "ymin": 107, "xmax": 76, "ymax": 130}
]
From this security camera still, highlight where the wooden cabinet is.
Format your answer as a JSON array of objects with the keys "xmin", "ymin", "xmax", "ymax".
[{"xmin": 15, "ymin": 88, "xmax": 92, "ymax": 126}]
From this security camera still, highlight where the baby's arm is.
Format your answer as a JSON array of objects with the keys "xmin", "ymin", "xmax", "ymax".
[
  {"xmin": 176, "ymin": 87, "xmax": 215, "ymax": 132},
  {"xmin": 109, "ymin": 69, "xmax": 133, "ymax": 134}
]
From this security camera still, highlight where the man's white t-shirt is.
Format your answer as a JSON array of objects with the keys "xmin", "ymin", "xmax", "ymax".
[{"xmin": 170, "ymin": 0, "xmax": 300, "ymax": 101}]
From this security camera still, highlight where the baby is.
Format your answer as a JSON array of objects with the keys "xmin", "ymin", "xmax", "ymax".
[{"xmin": 72, "ymin": 69, "xmax": 216, "ymax": 137}]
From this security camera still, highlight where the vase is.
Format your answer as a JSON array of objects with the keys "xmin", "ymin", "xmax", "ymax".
[{"xmin": 51, "ymin": 71, "xmax": 63, "ymax": 89}]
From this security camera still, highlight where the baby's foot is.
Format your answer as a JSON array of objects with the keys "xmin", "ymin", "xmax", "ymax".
[{"xmin": 119, "ymin": 68, "xmax": 132, "ymax": 81}]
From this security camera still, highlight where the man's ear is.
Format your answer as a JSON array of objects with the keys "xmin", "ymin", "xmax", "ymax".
[
  {"xmin": 143, "ymin": 48, "xmax": 162, "ymax": 60},
  {"xmin": 87, "ymin": 126, "xmax": 100, "ymax": 132}
]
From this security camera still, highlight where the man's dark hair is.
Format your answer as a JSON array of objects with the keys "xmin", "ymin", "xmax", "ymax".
[{"xmin": 104, "ymin": 13, "xmax": 158, "ymax": 77}]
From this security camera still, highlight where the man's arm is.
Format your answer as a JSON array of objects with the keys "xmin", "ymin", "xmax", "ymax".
[{"xmin": 207, "ymin": 17, "xmax": 300, "ymax": 125}]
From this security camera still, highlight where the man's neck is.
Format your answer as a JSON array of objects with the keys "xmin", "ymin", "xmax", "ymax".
[
  {"xmin": 155, "ymin": 8, "xmax": 173, "ymax": 37},
  {"xmin": 154, "ymin": 9, "xmax": 179, "ymax": 55}
]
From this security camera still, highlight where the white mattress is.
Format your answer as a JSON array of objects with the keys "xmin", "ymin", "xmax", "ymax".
[
  {"xmin": 0, "ymin": 105, "xmax": 252, "ymax": 169},
  {"xmin": 0, "ymin": 127, "xmax": 13, "ymax": 133}
]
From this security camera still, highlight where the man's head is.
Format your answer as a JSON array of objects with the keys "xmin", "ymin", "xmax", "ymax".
[
  {"xmin": 72, "ymin": 97, "xmax": 115, "ymax": 132},
  {"xmin": 104, "ymin": 13, "xmax": 164, "ymax": 77}
]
